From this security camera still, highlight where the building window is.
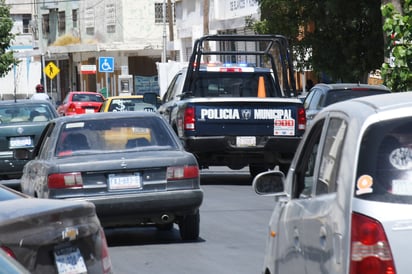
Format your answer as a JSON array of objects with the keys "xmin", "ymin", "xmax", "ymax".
[
  {"xmin": 72, "ymin": 9, "xmax": 78, "ymax": 28},
  {"xmin": 85, "ymin": 7, "xmax": 95, "ymax": 35},
  {"xmin": 154, "ymin": 2, "xmax": 175, "ymax": 24},
  {"xmin": 42, "ymin": 14, "xmax": 49, "ymax": 37},
  {"xmin": 58, "ymin": 11, "xmax": 65, "ymax": 34},
  {"xmin": 22, "ymin": 14, "xmax": 31, "ymax": 34},
  {"xmin": 105, "ymin": 3, "xmax": 116, "ymax": 33}
]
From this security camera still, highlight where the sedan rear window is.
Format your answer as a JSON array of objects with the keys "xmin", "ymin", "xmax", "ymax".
[
  {"xmin": 356, "ymin": 117, "xmax": 412, "ymax": 203},
  {"xmin": 55, "ymin": 117, "xmax": 178, "ymax": 157},
  {"xmin": 0, "ymin": 104, "xmax": 54, "ymax": 123}
]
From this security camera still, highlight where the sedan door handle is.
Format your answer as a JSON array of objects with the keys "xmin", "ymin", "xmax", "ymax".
[{"xmin": 320, "ymin": 226, "xmax": 327, "ymax": 249}]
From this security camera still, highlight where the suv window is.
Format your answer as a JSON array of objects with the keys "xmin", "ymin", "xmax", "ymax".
[
  {"xmin": 356, "ymin": 117, "xmax": 412, "ymax": 203},
  {"xmin": 316, "ymin": 118, "xmax": 347, "ymax": 195},
  {"xmin": 292, "ymin": 119, "xmax": 325, "ymax": 198},
  {"xmin": 324, "ymin": 89, "xmax": 389, "ymax": 106}
]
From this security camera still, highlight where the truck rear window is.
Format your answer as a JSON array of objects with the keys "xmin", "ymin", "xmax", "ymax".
[
  {"xmin": 192, "ymin": 72, "xmax": 282, "ymax": 98},
  {"xmin": 356, "ymin": 117, "xmax": 412, "ymax": 203}
]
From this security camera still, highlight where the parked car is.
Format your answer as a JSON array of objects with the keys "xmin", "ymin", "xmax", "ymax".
[
  {"xmin": 253, "ymin": 91, "xmax": 412, "ymax": 274},
  {"xmin": 57, "ymin": 91, "xmax": 105, "ymax": 116},
  {"xmin": 0, "ymin": 184, "xmax": 112, "ymax": 274},
  {"xmin": 99, "ymin": 93, "xmax": 160, "ymax": 113},
  {"xmin": 17, "ymin": 111, "xmax": 204, "ymax": 240},
  {"xmin": 0, "ymin": 100, "xmax": 58, "ymax": 186},
  {"xmin": 303, "ymin": 83, "xmax": 391, "ymax": 125}
]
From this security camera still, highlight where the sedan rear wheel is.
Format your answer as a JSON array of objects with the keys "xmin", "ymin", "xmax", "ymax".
[{"xmin": 178, "ymin": 211, "xmax": 200, "ymax": 241}]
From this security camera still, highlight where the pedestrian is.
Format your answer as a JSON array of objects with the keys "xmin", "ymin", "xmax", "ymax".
[{"xmin": 31, "ymin": 84, "xmax": 51, "ymax": 101}]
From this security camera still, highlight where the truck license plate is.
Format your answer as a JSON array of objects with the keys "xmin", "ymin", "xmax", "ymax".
[
  {"xmin": 236, "ymin": 136, "xmax": 256, "ymax": 147},
  {"xmin": 9, "ymin": 136, "xmax": 32, "ymax": 148},
  {"xmin": 54, "ymin": 246, "xmax": 87, "ymax": 274},
  {"xmin": 108, "ymin": 174, "xmax": 142, "ymax": 189}
]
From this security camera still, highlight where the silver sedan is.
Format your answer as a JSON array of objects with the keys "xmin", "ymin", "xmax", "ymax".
[{"xmin": 17, "ymin": 111, "xmax": 203, "ymax": 241}]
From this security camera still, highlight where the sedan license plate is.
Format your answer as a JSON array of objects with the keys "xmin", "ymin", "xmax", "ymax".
[
  {"xmin": 9, "ymin": 136, "xmax": 32, "ymax": 148},
  {"xmin": 236, "ymin": 136, "xmax": 256, "ymax": 147},
  {"xmin": 108, "ymin": 174, "xmax": 142, "ymax": 190},
  {"xmin": 85, "ymin": 108, "xmax": 95, "ymax": 113},
  {"xmin": 54, "ymin": 247, "xmax": 87, "ymax": 274}
]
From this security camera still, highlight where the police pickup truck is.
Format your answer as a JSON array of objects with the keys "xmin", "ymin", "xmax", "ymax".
[{"xmin": 158, "ymin": 35, "xmax": 306, "ymax": 177}]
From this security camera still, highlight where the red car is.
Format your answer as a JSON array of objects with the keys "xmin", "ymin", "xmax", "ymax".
[{"xmin": 57, "ymin": 91, "xmax": 105, "ymax": 116}]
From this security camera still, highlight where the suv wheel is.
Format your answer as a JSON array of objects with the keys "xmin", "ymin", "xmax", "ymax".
[{"xmin": 178, "ymin": 211, "xmax": 200, "ymax": 241}]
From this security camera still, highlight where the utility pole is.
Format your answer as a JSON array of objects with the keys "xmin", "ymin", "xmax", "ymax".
[
  {"xmin": 167, "ymin": 0, "xmax": 175, "ymax": 60},
  {"xmin": 162, "ymin": 0, "xmax": 167, "ymax": 63},
  {"xmin": 203, "ymin": 0, "xmax": 210, "ymax": 62},
  {"xmin": 36, "ymin": 0, "xmax": 48, "ymax": 95}
]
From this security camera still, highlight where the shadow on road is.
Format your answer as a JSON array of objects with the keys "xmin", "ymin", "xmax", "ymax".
[
  {"xmin": 105, "ymin": 226, "xmax": 205, "ymax": 247},
  {"xmin": 200, "ymin": 168, "xmax": 253, "ymax": 186}
]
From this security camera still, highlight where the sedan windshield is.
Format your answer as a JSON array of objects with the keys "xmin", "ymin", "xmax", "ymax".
[
  {"xmin": 55, "ymin": 117, "xmax": 178, "ymax": 157},
  {"xmin": 356, "ymin": 117, "xmax": 412, "ymax": 203}
]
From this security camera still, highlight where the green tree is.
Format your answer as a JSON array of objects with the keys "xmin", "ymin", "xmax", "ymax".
[
  {"xmin": 255, "ymin": 0, "xmax": 384, "ymax": 83},
  {"xmin": 0, "ymin": 0, "xmax": 16, "ymax": 77},
  {"xmin": 381, "ymin": 0, "xmax": 412, "ymax": 92}
]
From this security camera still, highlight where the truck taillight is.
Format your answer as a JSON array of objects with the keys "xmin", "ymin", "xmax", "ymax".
[
  {"xmin": 350, "ymin": 212, "xmax": 396, "ymax": 274},
  {"xmin": 297, "ymin": 107, "xmax": 306, "ymax": 131},
  {"xmin": 167, "ymin": 165, "xmax": 199, "ymax": 181},
  {"xmin": 184, "ymin": 106, "xmax": 196, "ymax": 130},
  {"xmin": 100, "ymin": 229, "xmax": 112, "ymax": 274},
  {"xmin": 48, "ymin": 172, "xmax": 84, "ymax": 189}
]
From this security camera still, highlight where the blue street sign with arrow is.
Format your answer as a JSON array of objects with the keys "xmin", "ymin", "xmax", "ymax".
[{"xmin": 99, "ymin": 57, "xmax": 114, "ymax": 73}]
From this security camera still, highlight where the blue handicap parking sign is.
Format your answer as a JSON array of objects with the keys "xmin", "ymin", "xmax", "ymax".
[{"xmin": 99, "ymin": 57, "xmax": 114, "ymax": 73}]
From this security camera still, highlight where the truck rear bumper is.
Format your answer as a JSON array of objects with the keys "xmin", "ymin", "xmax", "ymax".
[{"xmin": 183, "ymin": 136, "xmax": 301, "ymax": 168}]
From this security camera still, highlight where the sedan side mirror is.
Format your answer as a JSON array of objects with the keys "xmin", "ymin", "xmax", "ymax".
[{"xmin": 252, "ymin": 171, "xmax": 286, "ymax": 196}]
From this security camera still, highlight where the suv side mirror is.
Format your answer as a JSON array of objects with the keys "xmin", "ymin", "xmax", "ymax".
[{"xmin": 252, "ymin": 171, "xmax": 286, "ymax": 196}]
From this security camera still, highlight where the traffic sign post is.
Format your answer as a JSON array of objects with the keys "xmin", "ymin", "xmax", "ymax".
[
  {"xmin": 44, "ymin": 62, "xmax": 60, "ymax": 80},
  {"xmin": 99, "ymin": 57, "xmax": 114, "ymax": 73},
  {"xmin": 44, "ymin": 62, "xmax": 60, "ymax": 98},
  {"xmin": 99, "ymin": 57, "xmax": 114, "ymax": 96}
]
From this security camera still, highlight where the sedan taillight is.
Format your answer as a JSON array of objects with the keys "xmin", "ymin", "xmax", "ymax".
[
  {"xmin": 1, "ymin": 246, "xmax": 16, "ymax": 258},
  {"xmin": 99, "ymin": 229, "xmax": 112, "ymax": 274},
  {"xmin": 68, "ymin": 103, "xmax": 77, "ymax": 113},
  {"xmin": 167, "ymin": 165, "xmax": 199, "ymax": 181},
  {"xmin": 48, "ymin": 172, "xmax": 84, "ymax": 189},
  {"xmin": 350, "ymin": 212, "xmax": 396, "ymax": 274}
]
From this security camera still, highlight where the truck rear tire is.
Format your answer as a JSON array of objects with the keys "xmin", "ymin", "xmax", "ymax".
[
  {"xmin": 178, "ymin": 211, "xmax": 200, "ymax": 241},
  {"xmin": 249, "ymin": 164, "xmax": 269, "ymax": 178}
]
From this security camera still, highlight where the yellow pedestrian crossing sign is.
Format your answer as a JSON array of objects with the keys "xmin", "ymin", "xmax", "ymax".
[{"xmin": 44, "ymin": 62, "xmax": 60, "ymax": 80}]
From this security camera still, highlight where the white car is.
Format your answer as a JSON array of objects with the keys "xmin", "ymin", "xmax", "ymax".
[{"xmin": 254, "ymin": 91, "xmax": 412, "ymax": 274}]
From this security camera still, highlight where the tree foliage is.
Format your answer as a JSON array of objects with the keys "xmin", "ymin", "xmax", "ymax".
[
  {"xmin": 0, "ymin": 1, "xmax": 16, "ymax": 77},
  {"xmin": 381, "ymin": 0, "xmax": 412, "ymax": 92},
  {"xmin": 255, "ymin": 0, "xmax": 384, "ymax": 83}
]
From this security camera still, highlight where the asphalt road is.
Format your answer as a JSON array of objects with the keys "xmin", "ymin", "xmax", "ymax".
[{"xmin": 106, "ymin": 167, "xmax": 276, "ymax": 274}]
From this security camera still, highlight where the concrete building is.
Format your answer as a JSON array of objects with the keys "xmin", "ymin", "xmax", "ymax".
[{"xmin": 4, "ymin": 0, "xmax": 263, "ymax": 100}]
